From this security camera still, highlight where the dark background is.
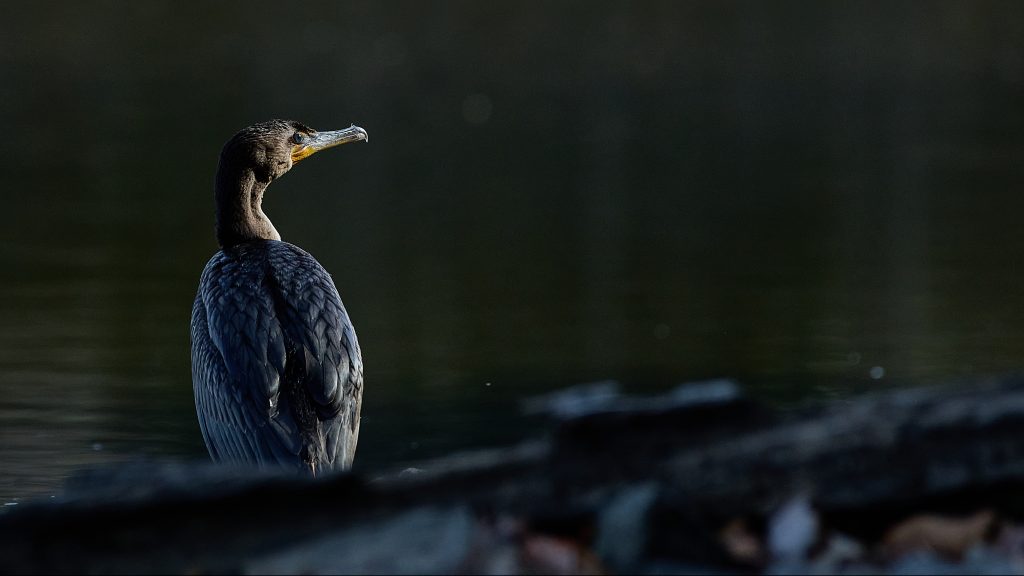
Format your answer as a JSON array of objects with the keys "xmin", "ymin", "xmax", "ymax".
[{"xmin": 1, "ymin": 1, "xmax": 1023, "ymax": 501}]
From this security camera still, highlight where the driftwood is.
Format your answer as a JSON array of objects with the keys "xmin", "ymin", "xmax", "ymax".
[{"xmin": 4, "ymin": 377, "xmax": 1024, "ymax": 574}]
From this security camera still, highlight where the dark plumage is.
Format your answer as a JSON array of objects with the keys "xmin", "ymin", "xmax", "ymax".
[{"xmin": 191, "ymin": 119, "xmax": 367, "ymax": 474}]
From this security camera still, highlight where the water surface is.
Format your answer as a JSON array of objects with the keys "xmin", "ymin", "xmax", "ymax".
[{"xmin": 1, "ymin": 1, "xmax": 1023, "ymax": 502}]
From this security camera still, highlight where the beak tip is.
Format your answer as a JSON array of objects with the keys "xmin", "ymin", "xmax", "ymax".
[{"xmin": 353, "ymin": 124, "xmax": 369, "ymax": 143}]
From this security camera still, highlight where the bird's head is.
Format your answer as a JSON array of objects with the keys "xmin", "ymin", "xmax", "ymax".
[{"xmin": 219, "ymin": 119, "xmax": 368, "ymax": 183}]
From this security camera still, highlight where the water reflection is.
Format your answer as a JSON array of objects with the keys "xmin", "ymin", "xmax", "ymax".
[{"xmin": 1, "ymin": 1, "xmax": 1023, "ymax": 502}]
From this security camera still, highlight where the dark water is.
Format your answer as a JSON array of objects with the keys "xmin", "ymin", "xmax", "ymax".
[{"xmin": 1, "ymin": 1, "xmax": 1023, "ymax": 502}]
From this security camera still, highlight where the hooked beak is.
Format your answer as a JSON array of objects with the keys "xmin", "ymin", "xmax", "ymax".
[{"xmin": 291, "ymin": 124, "xmax": 368, "ymax": 163}]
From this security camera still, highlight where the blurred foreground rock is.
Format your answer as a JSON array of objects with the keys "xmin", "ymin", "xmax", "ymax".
[{"xmin": 6, "ymin": 377, "xmax": 1024, "ymax": 574}]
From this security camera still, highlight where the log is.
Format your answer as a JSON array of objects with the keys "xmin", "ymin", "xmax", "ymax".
[{"xmin": 4, "ymin": 377, "xmax": 1024, "ymax": 574}]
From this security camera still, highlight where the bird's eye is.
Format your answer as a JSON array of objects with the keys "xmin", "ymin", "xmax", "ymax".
[{"xmin": 292, "ymin": 132, "xmax": 306, "ymax": 145}]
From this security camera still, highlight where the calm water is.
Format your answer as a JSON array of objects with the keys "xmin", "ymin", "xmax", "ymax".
[{"xmin": 1, "ymin": 1, "xmax": 1023, "ymax": 502}]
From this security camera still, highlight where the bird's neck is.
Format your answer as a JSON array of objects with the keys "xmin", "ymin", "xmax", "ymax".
[{"xmin": 214, "ymin": 165, "xmax": 281, "ymax": 248}]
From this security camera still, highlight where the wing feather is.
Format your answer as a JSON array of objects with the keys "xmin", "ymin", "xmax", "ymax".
[{"xmin": 190, "ymin": 241, "xmax": 363, "ymax": 471}]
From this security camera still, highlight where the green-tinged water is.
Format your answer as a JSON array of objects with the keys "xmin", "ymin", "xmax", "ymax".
[{"xmin": 1, "ymin": 1, "xmax": 1023, "ymax": 502}]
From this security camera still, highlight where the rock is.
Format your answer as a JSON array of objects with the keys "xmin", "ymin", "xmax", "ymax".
[
  {"xmin": 881, "ymin": 510, "xmax": 997, "ymax": 561},
  {"xmin": 767, "ymin": 494, "xmax": 819, "ymax": 562},
  {"xmin": 595, "ymin": 483, "xmax": 659, "ymax": 571}
]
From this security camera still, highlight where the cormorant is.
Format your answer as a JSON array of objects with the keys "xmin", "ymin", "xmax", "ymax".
[{"xmin": 190, "ymin": 119, "xmax": 367, "ymax": 474}]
